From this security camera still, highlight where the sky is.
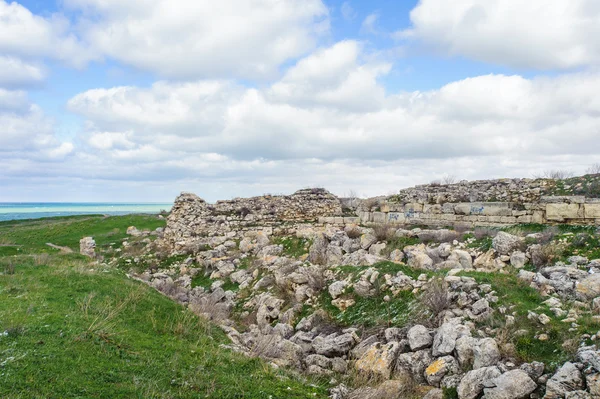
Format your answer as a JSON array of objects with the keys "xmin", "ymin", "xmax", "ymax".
[{"xmin": 1, "ymin": 0, "xmax": 600, "ymax": 202}]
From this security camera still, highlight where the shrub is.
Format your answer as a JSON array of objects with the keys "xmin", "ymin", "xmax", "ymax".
[
  {"xmin": 411, "ymin": 277, "xmax": 450, "ymax": 325},
  {"xmin": 373, "ymin": 224, "xmax": 394, "ymax": 242},
  {"xmin": 442, "ymin": 174, "xmax": 457, "ymax": 185},
  {"xmin": 362, "ymin": 197, "xmax": 379, "ymax": 211},
  {"xmin": 346, "ymin": 225, "xmax": 362, "ymax": 239},
  {"xmin": 587, "ymin": 163, "xmax": 600, "ymax": 175},
  {"xmin": 536, "ymin": 170, "xmax": 574, "ymax": 179}
]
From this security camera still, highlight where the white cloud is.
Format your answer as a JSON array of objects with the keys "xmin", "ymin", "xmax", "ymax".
[
  {"xmin": 61, "ymin": 41, "xmax": 600, "ymax": 192},
  {"xmin": 0, "ymin": 0, "xmax": 94, "ymax": 67},
  {"xmin": 400, "ymin": 0, "xmax": 600, "ymax": 69},
  {"xmin": 0, "ymin": 89, "xmax": 73, "ymax": 159},
  {"xmin": 360, "ymin": 13, "xmax": 379, "ymax": 35},
  {"xmin": 63, "ymin": 0, "xmax": 329, "ymax": 79},
  {"xmin": 0, "ymin": 56, "xmax": 45, "ymax": 88}
]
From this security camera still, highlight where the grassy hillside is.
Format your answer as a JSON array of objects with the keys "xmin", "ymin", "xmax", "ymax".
[{"xmin": 0, "ymin": 215, "xmax": 328, "ymax": 399}]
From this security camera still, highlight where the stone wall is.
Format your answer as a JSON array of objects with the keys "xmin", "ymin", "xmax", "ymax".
[
  {"xmin": 344, "ymin": 177, "xmax": 600, "ymax": 227},
  {"xmin": 163, "ymin": 188, "xmax": 342, "ymax": 250}
]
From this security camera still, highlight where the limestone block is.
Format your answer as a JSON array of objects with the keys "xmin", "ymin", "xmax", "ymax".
[
  {"xmin": 334, "ymin": 217, "xmax": 344, "ymax": 224},
  {"xmin": 344, "ymin": 217, "xmax": 360, "ymax": 224},
  {"xmin": 380, "ymin": 204, "xmax": 390, "ymax": 213},
  {"xmin": 405, "ymin": 203, "xmax": 424, "ymax": 213},
  {"xmin": 423, "ymin": 204, "xmax": 442, "ymax": 214},
  {"xmin": 358, "ymin": 212, "xmax": 371, "ymax": 223},
  {"xmin": 372, "ymin": 212, "xmax": 387, "ymax": 223},
  {"xmin": 440, "ymin": 214, "xmax": 457, "ymax": 221},
  {"xmin": 546, "ymin": 203, "xmax": 583, "ymax": 221},
  {"xmin": 500, "ymin": 216, "xmax": 517, "ymax": 224},
  {"xmin": 584, "ymin": 204, "xmax": 600, "ymax": 219},
  {"xmin": 387, "ymin": 212, "xmax": 405, "ymax": 224},
  {"xmin": 532, "ymin": 210, "xmax": 545, "ymax": 224},
  {"xmin": 517, "ymin": 215, "xmax": 533, "ymax": 224},
  {"xmin": 454, "ymin": 203, "xmax": 472, "ymax": 215},
  {"xmin": 480, "ymin": 203, "xmax": 512, "ymax": 217}
]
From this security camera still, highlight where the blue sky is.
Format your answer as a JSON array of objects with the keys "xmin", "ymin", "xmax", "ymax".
[{"xmin": 1, "ymin": 0, "xmax": 600, "ymax": 202}]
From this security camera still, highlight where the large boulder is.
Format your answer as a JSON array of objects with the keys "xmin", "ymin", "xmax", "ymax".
[
  {"xmin": 576, "ymin": 274, "xmax": 600, "ymax": 300},
  {"xmin": 395, "ymin": 349, "xmax": 434, "ymax": 384},
  {"xmin": 473, "ymin": 338, "xmax": 500, "ymax": 369},
  {"xmin": 313, "ymin": 333, "xmax": 356, "ymax": 357},
  {"xmin": 408, "ymin": 325, "xmax": 433, "ymax": 351},
  {"xmin": 483, "ymin": 369, "xmax": 537, "ymax": 399},
  {"xmin": 544, "ymin": 362, "xmax": 584, "ymax": 399},
  {"xmin": 492, "ymin": 232, "xmax": 522, "ymax": 255},
  {"xmin": 425, "ymin": 356, "xmax": 459, "ymax": 387},
  {"xmin": 432, "ymin": 322, "xmax": 459, "ymax": 357},
  {"xmin": 448, "ymin": 250, "xmax": 473, "ymax": 269},
  {"xmin": 355, "ymin": 341, "xmax": 401, "ymax": 379},
  {"xmin": 458, "ymin": 366, "xmax": 502, "ymax": 399}
]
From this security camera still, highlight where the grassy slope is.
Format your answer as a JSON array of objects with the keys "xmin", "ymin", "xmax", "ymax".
[{"xmin": 0, "ymin": 216, "xmax": 327, "ymax": 399}]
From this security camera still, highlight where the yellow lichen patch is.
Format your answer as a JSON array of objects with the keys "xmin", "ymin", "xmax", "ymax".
[{"xmin": 425, "ymin": 358, "xmax": 444, "ymax": 376}]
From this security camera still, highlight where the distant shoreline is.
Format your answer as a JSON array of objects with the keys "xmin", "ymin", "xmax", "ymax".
[{"xmin": 0, "ymin": 203, "xmax": 172, "ymax": 222}]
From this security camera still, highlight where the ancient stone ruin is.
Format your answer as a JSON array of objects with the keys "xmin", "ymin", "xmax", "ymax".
[{"xmin": 119, "ymin": 174, "xmax": 600, "ymax": 399}]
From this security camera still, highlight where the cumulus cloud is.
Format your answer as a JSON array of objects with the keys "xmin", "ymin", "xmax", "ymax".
[
  {"xmin": 61, "ymin": 0, "xmax": 329, "ymax": 79},
  {"xmin": 0, "ymin": 0, "xmax": 93, "ymax": 67},
  {"xmin": 0, "ymin": 89, "xmax": 73, "ymax": 159},
  {"xmin": 0, "ymin": 56, "xmax": 45, "ymax": 88},
  {"xmin": 58, "ymin": 40, "xmax": 600, "ymax": 202},
  {"xmin": 400, "ymin": 0, "xmax": 600, "ymax": 69}
]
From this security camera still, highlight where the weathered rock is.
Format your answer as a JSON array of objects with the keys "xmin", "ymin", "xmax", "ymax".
[
  {"xmin": 448, "ymin": 250, "xmax": 474, "ymax": 269},
  {"xmin": 355, "ymin": 341, "xmax": 400, "ymax": 379},
  {"xmin": 328, "ymin": 281, "xmax": 347, "ymax": 299},
  {"xmin": 313, "ymin": 333, "xmax": 356, "ymax": 357},
  {"xmin": 395, "ymin": 349, "xmax": 434, "ymax": 384},
  {"xmin": 79, "ymin": 237, "xmax": 96, "ymax": 258},
  {"xmin": 492, "ymin": 232, "xmax": 522, "ymax": 255},
  {"xmin": 510, "ymin": 251, "xmax": 527, "ymax": 269},
  {"xmin": 457, "ymin": 366, "xmax": 502, "ymax": 399},
  {"xmin": 473, "ymin": 338, "xmax": 500, "ymax": 369},
  {"xmin": 408, "ymin": 325, "xmax": 433, "ymax": 351},
  {"xmin": 308, "ymin": 234, "xmax": 328, "ymax": 265},
  {"xmin": 425, "ymin": 356, "xmax": 459, "ymax": 387},
  {"xmin": 576, "ymin": 274, "xmax": 600, "ymax": 300},
  {"xmin": 407, "ymin": 251, "xmax": 434, "ymax": 270},
  {"xmin": 432, "ymin": 322, "xmax": 459, "ymax": 357},
  {"xmin": 483, "ymin": 369, "xmax": 537, "ymax": 399},
  {"xmin": 544, "ymin": 362, "xmax": 584, "ymax": 399},
  {"xmin": 389, "ymin": 249, "xmax": 405, "ymax": 263},
  {"xmin": 423, "ymin": 388, "xmax": 443, "ymax": 399},
  {"xmin": 520, "ymin": 361, "xmax": 545, "ymax": 381},
  {"xmin": 455, "ymin": 335, "xmax": 476, "ymax": 369}
]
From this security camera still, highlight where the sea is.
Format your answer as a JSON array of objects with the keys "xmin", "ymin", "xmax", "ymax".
[{"xmin": 0, "ymin": 203, "xmax": 173, "ymax": 222}]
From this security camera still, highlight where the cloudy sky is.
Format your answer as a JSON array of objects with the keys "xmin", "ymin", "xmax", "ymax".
[{"xmin": 2, "ymin": 0, "xmax": 600, "ymax": 202}]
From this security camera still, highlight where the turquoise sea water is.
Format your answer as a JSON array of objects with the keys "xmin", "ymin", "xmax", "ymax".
[{"xmin": 0, "ymin": 203, "xmax": 173, "ymax": 222}]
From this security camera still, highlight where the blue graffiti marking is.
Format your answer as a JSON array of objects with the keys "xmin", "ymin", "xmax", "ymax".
[{"xmin": 471, "ymin": 206, "xmax": 485, "ymax": 214}]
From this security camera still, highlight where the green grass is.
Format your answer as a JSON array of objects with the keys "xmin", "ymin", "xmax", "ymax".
[
  {"xmin": 0, "ymin": 216, "xmax": 328, "ymax": 399},
  {"xmin": 319, "ymin": 288, "xmax": 415, "ymax": 328},
  {"xmin": 0, "ymin": 214, "xmax": 166, "ymax": 254},
  {"xmin": 272, "ymin": 236, "xmax": 311, "ymax": 258},
  {"xmin": 458, "ymin": 270, "xmax": 600, "ymax": 369},
  {"xmin": 0, "ymin": 256, "xmax": 327, "ymax": 399}
]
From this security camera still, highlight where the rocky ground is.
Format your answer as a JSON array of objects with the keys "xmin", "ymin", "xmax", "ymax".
[{"xmin": 90, "ymin": 217, "xmax": 600, "ymax": 399}]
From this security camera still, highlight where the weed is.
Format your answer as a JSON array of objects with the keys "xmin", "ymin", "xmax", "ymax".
[{"xmin": 373, "ymin": 224, "xmax": 395, "ymax": 242}]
